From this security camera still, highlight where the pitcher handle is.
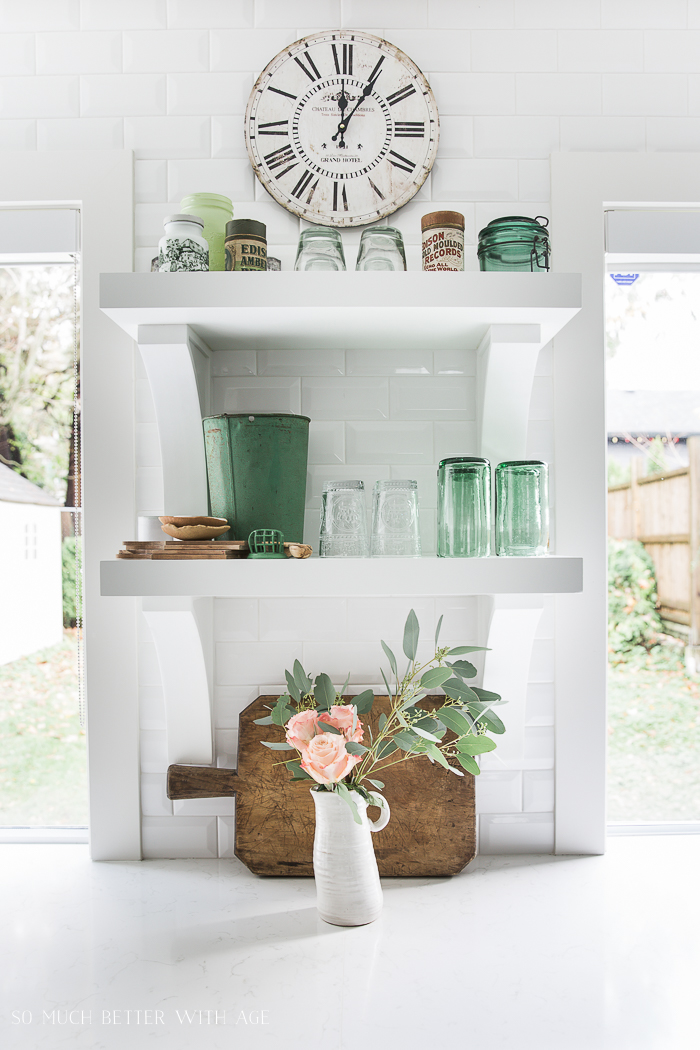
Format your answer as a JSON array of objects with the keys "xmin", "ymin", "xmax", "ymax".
[{"xmin": 367, "ymin": 792, "xmax": 390, "ymax": 833}]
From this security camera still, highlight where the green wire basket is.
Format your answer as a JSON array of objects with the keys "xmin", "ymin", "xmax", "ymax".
[{"xmin": 247, "ymin": 529, "xmax": 286, "ymax": 559}]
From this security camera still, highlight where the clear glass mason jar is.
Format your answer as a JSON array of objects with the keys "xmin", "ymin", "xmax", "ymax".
[
  {"xmin": 437, "ymin": 458, "xmax": 491, "ymax": 558},
  {"xmin": 295, "ymin": 227, "xmax": 346, "ymax": 271},
  {"xmin": 495, "ymin": 460, "xmax": 549, "ymax": 556},
  {"xmin": 319, "ymin": 480, "xmax": 368, "ymax": 557},
  {"xmin": 477, "ymin": 215, "xmax": 550, "ymax": 272},
  {"xmin": 180, "ymin": 193, "xmax": 233, "ymax": 272},
  {"xmin": 356, "ymin": 226, "xmax": 406, "ymax": 271},
  {"xmin": 370, "ymin": 479, "xmax": 421, "ymax": 557}
]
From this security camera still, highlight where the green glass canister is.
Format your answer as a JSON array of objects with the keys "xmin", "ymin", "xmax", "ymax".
[
  {"xmin": 477, "ymin": 215, "xmax": 550, "ymax": 272},
  {"xmin": 180, "ymin": 193, "xmax": 233, "ymax": 271},
  {"xmin": 495, "ymin": 460, "xmax": 549, "ymax": 556},
  {"xmin": 203, "ymin": 412, "xmax": 310, "ymax": 544},
  {"xmin": 437, "ymin": 457, "xmax": 491, "ymax": 558}
]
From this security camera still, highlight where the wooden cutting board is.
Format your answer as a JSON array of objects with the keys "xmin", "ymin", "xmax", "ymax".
[{"xmin": 167, "ymin": 694, "xmax": 476, "ymax": 877}]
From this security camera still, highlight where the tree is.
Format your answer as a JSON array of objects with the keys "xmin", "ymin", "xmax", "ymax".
[{"xmin": 0, "ymin": 264, "xmax": 78, "ymax": 504}]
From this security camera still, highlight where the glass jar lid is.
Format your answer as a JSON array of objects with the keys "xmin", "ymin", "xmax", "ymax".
[
  {"xmin": 439, "ymin": 456, "xmax": 489, "ymax": 467},
  {"xmin": 164, "ymin": 213, "xmax": 204, "ymax": 227},
  {"xmin": 226, "ymin": 219, "xmax": 266, "ymax": 239},
  {"xmin": 478, "ymin": 215, "xmax": 550, "ymax": 247}
]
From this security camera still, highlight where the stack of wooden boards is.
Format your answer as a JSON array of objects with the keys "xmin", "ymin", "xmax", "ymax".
[
  {"xmin": 117, "ymin": 540, "xmax": 248, "ymax": 560},
  {"xmin": 116, "ymin": 541, "xmax": 314, "ymax": 560}
]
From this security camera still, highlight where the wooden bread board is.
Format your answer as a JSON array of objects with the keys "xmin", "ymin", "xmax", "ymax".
[{"xmin": 167, "ymin": 694, "xmax": 476, "ymax": 877}]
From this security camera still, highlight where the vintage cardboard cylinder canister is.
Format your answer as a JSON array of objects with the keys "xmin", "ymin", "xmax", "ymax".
[
  {"xmin": 203, "ymin": 413, "xmax": 310, "ymax": 543},
  {"xmin": 421, "ymin": 211, "xmax": 465, "ymax": 272},
  {"xmin": 225, "ymin": 219, "xmax": 268, "ymax": 272}
]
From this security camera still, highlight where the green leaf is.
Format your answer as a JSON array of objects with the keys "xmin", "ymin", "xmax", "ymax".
[
  {"xmin": 435, "ymin": 614, "xmax": 444, "ymax": 649},
  {"xmin": 403, "ymin": 608, "xmax": 420, "ymax": 662},
  {"xmin": 447, "ymin": 646, "xmax": 490, "ymax": 655},
  {"xmin": 481, "ymin": 710, "xmax": 506, "ymax": 735},
  {"xmin": 447, "ymin": 660, "xmax": 478, "ymax": 680},
  {"xmin": 285, "ymin": 670, "xmax": 301, "ymax": 703},
  {"xmin": 314, "ymin": 672, "xmax": 335, "ymax": 711},
  {"xmin": 271, "ymin": 698, "xmax": 294, "ymax": 727},
  {"xmin": 293, "ymin": 659, "xmax": 312, "ymax": 694},
  {"xmin": 261, "ymin": 741, "xmax": 295, "ymax": 750},
  {"xmin": 447, "ymin": 765, "xmax": 465, "ymax": 777},
  {"xmin": 457, "ymin": 753, "xmax": 481, "ymax": 775},
  {"xmin": 377, "ymin": 740, "xmax": 397, "ymax": 759},
  {"xmin": 335, "ymin": 782, "xmax": 362, "ymax": 825},
  {"xmin": 378, "ymin": 713, "xmax": 388, "ymax": 732},
  {"xmin": 392, "ymin": 730, "xmax": 419, "ymax": 752},
  {"xmin": 253, "ymin": 715, "xmax": 274, "ymax": 725},
  {"xmin": 285, "ymin": 760, "xmax": 312, "ymax": 779},
  {"xmin": 354, "ymin": 689, "xmax": 375, "ymax": 714},
  {"xmin": 442, "ymin": 677, "xmax": 479, "ymax": 703},
  {"xmin": 367, "ymin": 779, "xmax": 385, "ymax": 790},
  {"xmin": 380, "ymin": 668, "xmax": 393, "ymax": 699},
  {"xmin": 419, "ymin": 666, "xmax": 454, "ymax": 690},
  {"xmin": 436, "ymin": 707, "xmax": 472, "ymax": 736},
  {"xmin": 456, "ymin": 735, "xmax": 497, "ymax": 755},
  {"xmin": 380, "ymin": 640, "xmax": 397, "ymax": 676},
  {"xmin": 412, "ymin": 725, "xmax": 441, "ymax": 743},
  {"xmin": 425, "ymin": 742, "xmax": 449, "ymax": 769},
  {"xmin": 317, "ymin": 719, "xmax": 342, "ymax": 735},
  {"xmin": 471, "ymin": 687, "xmax": 502, "ymax": 702},
  {"xmin": 345, "ymin": 741, "xmax": 368, "ymax": 756}
]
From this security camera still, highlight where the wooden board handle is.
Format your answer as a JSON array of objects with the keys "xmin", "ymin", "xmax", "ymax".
[{"xmin": 167, "ymin": 764, "xmax": 241, "ymax": 800}]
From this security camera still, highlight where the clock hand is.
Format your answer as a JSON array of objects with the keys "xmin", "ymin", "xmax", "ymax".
[
  {"xmin": 331, "ymin": 74, "xmax": 379, "ymax": 143},
  {"xmin": 336, "ymin": 80, "xmax": 349, "ymax": 148}
]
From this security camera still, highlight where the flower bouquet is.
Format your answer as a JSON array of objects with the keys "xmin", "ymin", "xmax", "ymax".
[{"xmin": 258, "ymin": 610, "xmax": 506, "ymax": 926}]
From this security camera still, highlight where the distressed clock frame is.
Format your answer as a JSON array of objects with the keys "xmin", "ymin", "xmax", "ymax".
[{"xmin": 245, "ymin": 30, "xmax": 440, "ymax": 227}]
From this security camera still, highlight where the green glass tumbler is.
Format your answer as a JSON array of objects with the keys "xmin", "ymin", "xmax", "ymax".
[
  {"xmin": 437, "ymin": 457, "xmax": 491, "ymax": 558},
  {"xmin": 495, "ymin": 460, "xmax": 549, "ymax": 557},
  {"xmin": 180, "ymin": 192, "xmax": 233, "ymax": 271}
]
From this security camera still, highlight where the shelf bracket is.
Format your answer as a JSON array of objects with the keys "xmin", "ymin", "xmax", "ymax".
[
  {"xmin": 142, "ymin": 597, "xmax": 213, "ymax": 766},
  {"xmin": 479, "ymin": 595, "xmax": 544, "ymax": 770},
  {"xmin": 477, "ymin": 324, "xmax": 542, "ymax": 467},
  {"xmin": 137, "ymin": 324, "xmax": 211, "ymax": 515}
]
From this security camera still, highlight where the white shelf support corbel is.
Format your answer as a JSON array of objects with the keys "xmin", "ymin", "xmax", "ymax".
[
  {"xmin": 479, "ymin": 595, "xmax": 544, "ymax": 770},
  {"xmin": 477, "ymin": 323, "xmax": 543, "ymax": 466},
  {"xmin": 137, "ymin": 324, "xmax": 211, "ymax": 515},
  {"xmin": 142, "ymin": 597, "xmax": 214, "ymax": 766}
]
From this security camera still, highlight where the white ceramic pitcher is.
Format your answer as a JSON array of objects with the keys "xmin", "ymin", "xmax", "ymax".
[{"xmin": 311, "ymin": 788, "xmax": 391, "ymax": 927}]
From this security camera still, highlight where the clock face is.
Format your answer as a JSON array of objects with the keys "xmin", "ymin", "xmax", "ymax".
[{"xmin": 245, "ymin": 31, "xmax": 439, "ymax": 227}]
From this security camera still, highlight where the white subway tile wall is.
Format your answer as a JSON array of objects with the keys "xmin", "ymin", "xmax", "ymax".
[{"xmin": 12, "ymin": 0, "xmax": 689, "ymax": 856}]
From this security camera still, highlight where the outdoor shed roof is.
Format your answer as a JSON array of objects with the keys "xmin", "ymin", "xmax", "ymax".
[{"xmin": 0, "ymin": 463, "xmax": 62, "ymax": 506}]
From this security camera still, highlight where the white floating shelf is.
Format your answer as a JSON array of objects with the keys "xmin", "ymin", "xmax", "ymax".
[
  {"xmin": 100, "ymin": 271, "xmax": 581, "ymax": 351},
  {"xmin": 100, "ymin": 556, "xmax": 582, "ymax": 599}
]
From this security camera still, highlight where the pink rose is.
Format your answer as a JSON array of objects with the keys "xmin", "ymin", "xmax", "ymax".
[
  {"xmin": 318, "ymin": 704, "xmax": 364, "ymax": 745},
  {"xmin": 300, "ymin": 733, "xmax": 360, "ymax": 785},
  {"xmin": 285, "ymin": 709, "xmax": 319, "ymax": 752}
]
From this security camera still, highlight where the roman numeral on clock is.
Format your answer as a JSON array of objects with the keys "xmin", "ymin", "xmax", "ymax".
[
  {"xmin": 386, "ymin": 84, "xmax": 417, "ymax": 106},
  {"xmin": 332, "ymin": 182, "xmax": 349, "ymax": 212},
  {"xmin": 258, "ymin": 120, "xmax": 289, "ymax": 136},
  {"xmin": 388, "ymin": 149, "xmax": 416, "ymax": 174},
  {"xmin": 294, "ymin": 50, "xmax": 322, "ymax": 82},
  {"xmin": 268, "ymin": 85, "xmax": 297, "ymax": 101},
  {"xmin": 291, "ymin": 170, "xmax": 317, "ymax": 200},
  {"xmin": 368, "ymin": 177, "xmax": 385, "ymax": 200},
  {"xmin": 264, "ymin": 144, "xmax": 297, "ymax": 178},
  {"xmin": 394, "ymin": 121, "xmax": 425, "ymax": 138},
  {"xmin": 331, "ymin": 43, "xmax": 353, "ymax": 75}
]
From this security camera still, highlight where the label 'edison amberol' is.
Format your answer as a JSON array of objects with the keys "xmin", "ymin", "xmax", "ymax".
[{"xmin": 421, "ymin": 210, "xmax": 465, "ymax": 271}]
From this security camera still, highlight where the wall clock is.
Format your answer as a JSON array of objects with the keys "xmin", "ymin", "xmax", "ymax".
[{"xmin": 244, "ymin": 30, "xmax": 439, "ymax": 227}]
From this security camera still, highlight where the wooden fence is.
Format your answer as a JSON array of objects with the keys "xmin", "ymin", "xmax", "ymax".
[{"xmin": 608, "ymin": 435, "xmax": 700, "ymax": 647}]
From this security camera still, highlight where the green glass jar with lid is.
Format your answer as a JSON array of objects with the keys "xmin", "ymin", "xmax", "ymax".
[
  {"xmin": 180, "ymin": 193, "xmax": 233, "ymax": 271},
  {"xmin": 477, "ymin": 215, "xmax": 550, "ymax": 272}
]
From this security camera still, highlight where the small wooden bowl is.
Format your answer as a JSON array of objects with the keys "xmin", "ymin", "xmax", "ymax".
[
  {"xmin": 159, "ymin": 516, "xmax": 228, "ymax": 528},
  {"xmin": 160, "ymin": 523, "xmax": 231, "ymax": 541}
]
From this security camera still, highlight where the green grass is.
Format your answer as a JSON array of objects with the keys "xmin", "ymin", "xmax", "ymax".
[
  {"xmin": 0, "ymin": 630, "xmax": 87, "ymax": 825},
  {"xmin": 608, "ymin": 660, "xmax": 700, "ymax": 821}
]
